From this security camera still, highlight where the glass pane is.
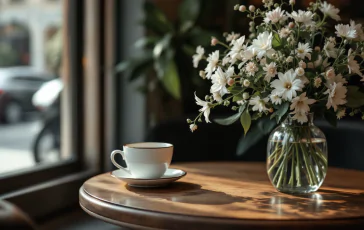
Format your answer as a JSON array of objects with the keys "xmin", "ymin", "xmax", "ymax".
[{"xmin": 0, "ymin": 0, "xmax": 66, "ymax": 174}]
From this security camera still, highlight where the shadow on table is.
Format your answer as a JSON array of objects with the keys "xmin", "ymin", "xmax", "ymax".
[{"xmin": 126, "ymin": 182, "xmax": 252, "ymax": 205}]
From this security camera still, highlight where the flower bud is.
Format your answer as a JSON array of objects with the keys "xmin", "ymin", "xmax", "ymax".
[
  {"xmin": 325, "ymin": 68, "xmax": 335, "ymax": 80},
  {"xmin": 211, "ymin": 37, "xmax": 218, "ymax": 46},
  {"xmin": 289, "ymin": 0, "xmax": 295, "ymax": 5},
  {"xmin": 227, "ymin": 78, "xmax": 235, "ymax": 86},
  {"xmin": 295, "ymin": 67, "xmax": 305, "ymax": 76},
  {"xmin": 189, "ymin": 124, "xmax": 198, "ymax": 132},
  {"xmin": 269, "ymin": 108, "xmax": 274, "ymax": 113},
  {"xmin": 249, "ymin": 21, "xmax": 255, "ymax": 27},
  {"xmin": 298, "ymin": 60, "xmax": 306, "ymax": 69},
  {"xmin": 249, "ymin": 34, "xmax": 256, "ymax": 39},
  {"xmin": 239, "ymin": 5, "xmax": 246, "ymax": 12},
  {"xmin": 314, "ymin": 46, "xmax": 321, "ymax": 52},
  {"xmin": 198, "ymin": 118, "xmax": 202, "ymax": 122},
  {"xmin": 199, "ymin": 70, "xmax": 206, "ymax": 79},
  {"xmin": 288, "ymin": 22, "xmax": 295, "ymax": 29},
  {"xmin": 187, "ymin": 118, "xmax": 192, "ymax": 123},
  {"xmin": 249, "ymin": 27, "xmax": 254, "ymax": 32},
  {"xmin": 234, "ymin": 4, "xmax": 239, "ymax": 10},
  {"xmin": 243, "ymin": 92, "xmax": 250, "ymax": 100},
  {"xmin": 274, "ymin": 3, "xmax": 279, "ymax": 7},
  {"xmin": 223, "ymin": 100, "xmax": 230, "ymax": 106},
  {"xmin": 205, "ymin": 95, "xmax": 210, "ymax": 101},
  {"xmin": 243, "ymin": 79, "xmax": 250, "ymax": 87},
  {"xmin": 249, "ymin": 5, "xmax": 255, "ymax": 12},
  {"xmin": 232, "ymin": 106, "xmax": 238, "ymax": 111}
]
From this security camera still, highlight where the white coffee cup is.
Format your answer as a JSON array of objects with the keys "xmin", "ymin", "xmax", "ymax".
[{"xmin": 110, "ymin": 142, "xmax": 173, "ymax": 179}]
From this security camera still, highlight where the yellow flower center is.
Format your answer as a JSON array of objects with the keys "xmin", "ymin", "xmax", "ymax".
[
  {"xmin": 284, "ymin": 82, "xmax": 292, "ymax": 89},
  {"xmin": 298, "ymin": 49, "xmax": 304, "ymax": 54}
]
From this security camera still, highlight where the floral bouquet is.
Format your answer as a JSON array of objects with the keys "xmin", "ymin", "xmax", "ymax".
[{"xmin": 188, "ymin": 0, "xmax": 364, "ymax": 193}]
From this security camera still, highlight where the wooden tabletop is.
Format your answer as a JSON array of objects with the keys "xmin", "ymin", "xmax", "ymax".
[{"xmin": 79, "ymin": 162, "xmax": 364, "ymax": 229}]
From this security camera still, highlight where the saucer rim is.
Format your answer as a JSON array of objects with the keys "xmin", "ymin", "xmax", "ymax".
[{"xmin": 110, "ymin": 168, "xmax": 187, "ymax": 181}]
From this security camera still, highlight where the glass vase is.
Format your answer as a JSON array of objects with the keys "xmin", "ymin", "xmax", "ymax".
[{"xmin": 267, "ymin": 113, "xmax": 328, "ymax": 194}]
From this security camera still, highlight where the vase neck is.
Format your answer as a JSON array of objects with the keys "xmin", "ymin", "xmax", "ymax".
[{"xmin": 283, "ymin": 113, "xmax": 314, "ymax": 126}]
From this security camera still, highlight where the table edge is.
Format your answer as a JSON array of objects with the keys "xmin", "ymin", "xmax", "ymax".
[{"xmin": 79, "ymin": 186, "xmax": 364, "ymax": 229}]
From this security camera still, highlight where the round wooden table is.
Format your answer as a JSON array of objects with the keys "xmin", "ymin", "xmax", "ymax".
[{"xmin": 79, "ymin": 162, "xmax": 364, "ymax": 229}]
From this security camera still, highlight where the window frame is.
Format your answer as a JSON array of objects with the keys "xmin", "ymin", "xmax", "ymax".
[{"xmin": 0, "ymin": 0, "xmax": 108, "ymax": 220}]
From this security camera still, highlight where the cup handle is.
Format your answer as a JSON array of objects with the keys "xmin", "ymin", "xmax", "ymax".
[{"xmin": 111, "ymin": 150, "xmax": 131, "ymax": 175}]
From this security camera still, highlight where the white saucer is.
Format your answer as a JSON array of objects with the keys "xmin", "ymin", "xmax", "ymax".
[{"xmin": 111, "ymin": 168, "xmax": 187, "ymax": 188}]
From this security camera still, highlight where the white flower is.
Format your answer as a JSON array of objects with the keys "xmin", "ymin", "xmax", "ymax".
[
  {"xmin": 298, "ymin": 60, "xmax": 306, "ymax": 69},
  {"xmin": 336, "ymin": 109, "xmax": 346, "ymax": 119},
  {"xmin": 330, "ymin": 73, "xmax": 348, "ymax": 84},
  {"xmin": 270, "ymin": 94, "xmax": 282, "ymax": 105},
  {"xmin": 264, "ymin": 7, "xmax": 285, "ymax": 24},
  {"xmin": 347, "ymin": 49, "xmax": 363, "ymax": 77},
  {"xmin": 262, "ymin": 0, "xmax": 273, "ymax": 8},
  {"xmin": 271, "ymin": 69, "xmax": 304, "ymax": 101},
  {"xmin": 249, "ymin": 96, "xmax": 269, "ymax": 112},
  {"xmin": 226, "ymin": 32, "xmax": 240, "ymax": 42},
  {"xmin": 335, "ymin": 24, "xmax": 356, "ymax": 39},
  {"xmin": 192, "ymin": 46, "xmax": 204, "ymax": 68},
  {"xmin": 189, "ymin": 124, "xmax": 198, "ymax": 132},
  {"xmin": 279, "ymin": 27, "xmax": 291, "ymax": 38},
  {"xmin": 263, "ymin": 62, "xmax": 277, "ymax": 82},
  {"xmin": 210, "ymin": 67, "xmax": 230, "ymax": 97},
  {"xmin": 323, "ymin": 41, "xmax": 337, "ymax": 58},
  {"xmin": 307, "ymin": 55, "xmax": 330, "ymax": 69},
  {"xmin": 205, "ymin": 50, "xmax": 219, "ymax": 79},
  {"xmin": 290, "ymin": 92, "xmax": 316, "ymax": 114},
  {"xmin": 213, "ymin": 92, "xmax": 223, "ymax": 102},
  {"xmin": 228, "ymin": 36, "xmax": 246, "ymax": 64},
  {"xmin": 222, "ymin": 56, "xmax": 231, "ymax": 66},
  {"xmin": 296, "ymin": 42, "xmax": 312, "ymax": 60},
  {"xmin": 291, "ymin": 111, "xmax": 309, "ymax": 124},
  {"xmin": 314, "ymin": 77, "xmax": 322, "ymax": 88},
  {"xmin": 248, "ymin": 31, "xmax": 273, "ymax": 59},
  {"xmin": 245, "ymin": 62, "xmax": 258, "ymax": 76},
  {"xmin": 319, "ymin": 1, "xmax": 341, "ymax": 21},
  {"xmin": 195, "ymin": 93, "xmax": 211, "ymax": 123},
  {"xmin": 299, "ymin": 75, "xmax": 309, "ymax": 85},
  {"xmin": 328, "ymin": 36, "xmax": 336, "ymax": 44},
  {"xmin": 295, "ymin": 67, "xmax": 305, "ymax": 76},
  {"xmin": 237, "ymin": 49, "xmax": 255, "ymax": 68},
  {"xmin": 324, "ymin": 82, "xmax": 347, "ymax": 111},
  {"xmin": 325, "ymin": 68, "xmax": 335, "ymax": 80},
  {"xmin": 350, "ymin": 20, "xmax": 364, "ymax": 41},
  {"xmin": 243, "ymin": 92, "xmax": 250, "ymax": 100},
  {"xmin": 289, "ymin": 10, "xmax": 314, "ymax": 26}
]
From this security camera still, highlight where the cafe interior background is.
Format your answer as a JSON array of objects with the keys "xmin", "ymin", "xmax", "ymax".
[{"xmin": 0, "ymin": 0, "xmax": 364, "ymax": 229}]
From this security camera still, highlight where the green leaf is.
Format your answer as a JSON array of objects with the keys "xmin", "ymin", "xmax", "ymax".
[
  {"xmin": 115, "ymin": 53, "xmax": 154, "ymax": 81},
  {"xmin": 178, "ymin": 0, "xmax": 201, "ymax": 29},
  {"xmin": 153, "ymin": 34, "xmax": 172, "ymax": 59},
  {"xmin": 214, "ymin": 111, "xmax": 243, "ymax": 126},
  {"xmin": 346, "ymin": 86, "xmax": 364, "ymax": 108},
  {"xmin": 270, "ymin": 102, "xmax": 289, "ymax": 123},
  {"xmin": 236, "ymin": 118, "xmax": 277, "ymax": 156},
  {"xmin": 161, "ymin": 60, "xmax": 181, "ymax": 99},
  {"xmin": 228, "ymin": 86, "xmax": 244, "ymax": 94},
  {"xmin": 154, "ymin": 48, "xmax": 175, "ymax": 79},
  {"xmin": 233, "ymin": 95, "xmax": 244, "ymax": 102},
  {"xmin": 142, "ymin": 1, "xmax": 173, "ymax": 35},
  {"xmin": 134, "ymin": 36, "xmax": 160, "ymax": 48},
  {"xmin": 272, "ymin": 33, "xmax": 282, "ymax": 49},
  {"xmin": 115, "ymin": 61, "xmax": 130, "ymax": 73},
  {"xmin": 240, "ymin": 109, "xmax": 252, "ymax": 135},
  {"xmin": 324, "ymin": 110, "xmax": 337, "ymax": 127}
]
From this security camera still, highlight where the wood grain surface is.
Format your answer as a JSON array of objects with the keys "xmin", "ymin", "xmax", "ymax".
[{"xmin": 79, "ymin": 162, "xmax": 364, "ymax": 229}]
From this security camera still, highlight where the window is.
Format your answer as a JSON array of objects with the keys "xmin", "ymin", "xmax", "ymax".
[{"xmin": 0, "ymin": 0, "xmax": 108, "ymax": 220}]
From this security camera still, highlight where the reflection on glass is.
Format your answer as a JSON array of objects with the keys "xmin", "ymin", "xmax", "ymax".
[{"xmin": 0, "ymin": 0, "xmax": 63, "ymax": 174}]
